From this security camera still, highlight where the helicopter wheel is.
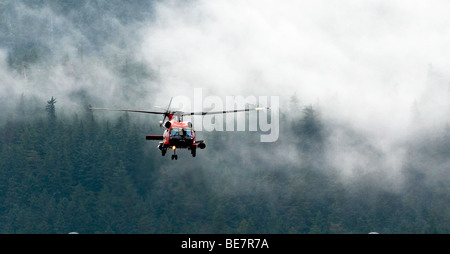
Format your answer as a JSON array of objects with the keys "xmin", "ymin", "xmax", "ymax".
[
  {"xmin": 191, "ymin": 148, "xmax": 196, "ymax": 157},
  {"xmin": 171, "ymin": 155, "xmax": 178, "ymax": 160},
  {"xmin": 162, "ymin": 148, "xmax": 166, "ymax": 156}
]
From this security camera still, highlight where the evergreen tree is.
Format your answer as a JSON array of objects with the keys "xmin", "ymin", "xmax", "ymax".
[
  {"xmin": 0, "ymin": 95, "xmax": 449, "ymax": 234},
  {"xmin": 45, "ymin": 96, "xmax": 57, "ymax": 124}
]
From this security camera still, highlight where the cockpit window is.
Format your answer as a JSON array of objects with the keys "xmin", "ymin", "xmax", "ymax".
[
  {"xmin": 170, "ymin": 127, "xmax": 193, "ymax": 137},
  {"xmin": 170, "ymin": 128, "xmax": 180, "ymax": 136}
]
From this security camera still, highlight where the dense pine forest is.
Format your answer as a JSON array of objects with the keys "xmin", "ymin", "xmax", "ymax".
[
  {"xmin": 0, "ymin": 1, "xmax": 449, "ymax": 234},
  {"xmin": 0, "ymin": 97, "xmax": 448, "ymax": 233}
]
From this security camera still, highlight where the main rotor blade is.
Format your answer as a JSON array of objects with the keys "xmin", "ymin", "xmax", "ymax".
[
  {"xmin": 162, "ymin": 97, "xmax": 173, "ymax": 122},
  {"xmin": 89, "ymin": 108, "xmax": 167, "ymax": 115},
  {"xmin": 184, "ymin": 107, "xmax": 269, "ymax": 116},
  {"xmin": 166, "ymin": 97, "xmax": 173, "ymax": 112},
  {"xmin": 90, "ymin": 105, "xmax": 269, "ymax": 117}
]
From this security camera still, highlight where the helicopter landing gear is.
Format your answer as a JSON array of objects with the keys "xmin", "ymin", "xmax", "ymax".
[
  {"xmin": 171, "ymin": 146, "xmax": 177, "ymax": 160},
  {"xmin": 191, "ymin": 147, "xmax": 196, "ymax": 157},
  {"xmin": 159, "ymin": 142, "xmax": 167, "ymax": 156}
]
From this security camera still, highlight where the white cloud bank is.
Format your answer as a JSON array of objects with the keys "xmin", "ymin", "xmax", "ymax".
[{"xmin": 141, "ymin": 0, "xmax": 450, "ymax": 135}]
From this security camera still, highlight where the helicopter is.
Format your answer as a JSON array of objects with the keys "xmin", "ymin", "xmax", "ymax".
[{"xmin": 90, "ymin": 98, "xmax": 269, "ymax": 160}]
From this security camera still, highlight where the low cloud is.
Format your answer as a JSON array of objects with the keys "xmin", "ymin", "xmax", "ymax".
[{"xmin": 1, "ymin": 0, "xmax": 449, "ymax": 189}]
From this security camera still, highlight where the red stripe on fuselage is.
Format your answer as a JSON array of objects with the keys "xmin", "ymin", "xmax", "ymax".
[{"xmin": 171, "ymin": 121, "xmax": 189, "ymax": 128}]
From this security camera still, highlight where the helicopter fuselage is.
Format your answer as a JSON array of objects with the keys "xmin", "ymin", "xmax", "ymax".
[
  {"xmin": 147, "ymin": 121, "xmax": 205, "ymax": 159},
  {"xmin": 90, "ymin": 98, "xmax": 266, "ymax": 160}
]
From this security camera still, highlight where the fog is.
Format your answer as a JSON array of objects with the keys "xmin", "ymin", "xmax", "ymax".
[
  {"xmin": 1, "ymin": 0, "xmax": 449, "ymax": 190},
  {"xmin": 142, "ymin": 0, "xmax": 450, "ymax": 130},
  {"xmin": 0, "ymin": 1, "xmax": 155, "ymax": 113},
  {"xmin": 140, "ymin": 0, "xmax": 450, "ymax": 187}
]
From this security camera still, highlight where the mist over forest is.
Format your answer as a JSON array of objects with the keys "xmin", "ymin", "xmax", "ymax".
[{"xmin": 0, "ymin": 0, "xmax": 449, "ymax": 233}]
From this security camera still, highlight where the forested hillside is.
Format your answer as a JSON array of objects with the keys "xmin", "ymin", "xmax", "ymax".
[
  {"xmin": 0, "ymin": 97, "xmax": 448, "ymax": 233},
  {"xmin": 0, "ymin": 0, "xmax": 449, "ymax": 234}
]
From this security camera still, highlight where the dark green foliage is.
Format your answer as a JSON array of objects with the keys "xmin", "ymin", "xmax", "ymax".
[
  {"xmin": 1, "ymin": 0, "xmax": 448, "ymax": 234},
  {"xmin": 45, "ymin": 96, "xmax": 57, "ymax": 123},
  {"xmin": 1, "ymin": 0, "xmax": 155, "ymax": 73},
  {"xmin": 0, "ymin": 99, "xmax": 448, "ymax": 234}
]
